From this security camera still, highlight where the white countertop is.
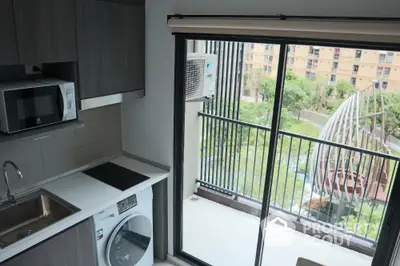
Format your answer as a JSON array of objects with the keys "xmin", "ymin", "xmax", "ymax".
[{"xmin": 0, "ymin": 156, "xmax": 169, "ymax": 263}]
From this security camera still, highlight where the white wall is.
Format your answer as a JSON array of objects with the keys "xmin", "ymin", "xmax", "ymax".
[{"xmin": 122, "ymin": 0, "xmax": 400, "ymax": 256}]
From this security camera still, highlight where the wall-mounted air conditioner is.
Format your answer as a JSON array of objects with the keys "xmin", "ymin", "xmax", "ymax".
[{"xmin": 185, "ymin": 53, "xmax": 218, "ymax": 101}]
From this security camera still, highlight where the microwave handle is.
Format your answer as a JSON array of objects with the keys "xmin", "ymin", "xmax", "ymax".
[{"xmin": 60, "ymin": 85, "xmax": 69, "ymax": 121}]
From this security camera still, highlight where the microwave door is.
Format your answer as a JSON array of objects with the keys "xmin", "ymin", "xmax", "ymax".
[{"xmin": 4, "ymin": 86, "xmax": 64, "ymax": 133}]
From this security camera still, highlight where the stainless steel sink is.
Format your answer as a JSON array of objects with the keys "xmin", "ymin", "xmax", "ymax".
[{"xmin": 0, "ymin": 189, "xmax": 79, "ymax": 248}]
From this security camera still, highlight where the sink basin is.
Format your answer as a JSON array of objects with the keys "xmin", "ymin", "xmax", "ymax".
[{"xmin": 0, "ymin": 189, "xmax": 79, "ymax": 248}]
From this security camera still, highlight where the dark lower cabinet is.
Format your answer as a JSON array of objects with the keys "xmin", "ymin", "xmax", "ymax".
[
  {"xmin": 1, "ymin": 219, "xmax": 97, "ymax": 266},
  {"xmin": 13, "ymin": 0, "xmax": 78, "ymax": 64},
  {"xmin": 0, "ymin": 0, "xmax": 19, "ymax": 66},
  {"xmin": 76, "ymin": 0, "xmax": 145, "ymax": 99}
]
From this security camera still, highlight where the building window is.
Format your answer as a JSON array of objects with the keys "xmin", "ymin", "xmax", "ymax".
[
  {"xmin": 288, "ymin": 45, "xmax": 296, "ymax": 54},
  {"xmin": 264, "ymin": 56, "xmax": 268, "ymax": 63},
  {"xmin": 249, "ymin": 64, "xmax": 253, "ymax": 70},
  {"xmin": 387, "ymin": 52, "xmax": 394, "ymax": 63},
  {"xmin": 332, "ymin": 62, "xmax": 339, "ymax": 71},
  {"xmin": 250, "ymin": 43, "xmax": 255, "ymax": 49},
  {"xmin": 264, "ymin": 65, "xmax": 268, "ymax": 72},
  {"xmin": 309, "ymin": 46, "xmax": 320, "ymax": 57},
  {"xmin": 379, "ymin": 53, "xmax": 386, "ymax": 63},
  {"xmin": 377, "ymin": 66, "xmax": 383, "ymax": 77},
  {"xmin": 334, "ymin": 48, "xmax": 340, "ymax": 60},
  {"xmin": 355, "ymin": 50, "xmax": 362, "ymax": 60},
  {"xmin": 306, "ymin": 71, "xmax": 316, "ymax": 80},
  {"xmin": 312, "ymin": 60, "xmax": 318, "ymax": 68},
  {"xmin": 330, "ymin": 74, "xmax": 337, "ymax": 84},
  {"xmin": 269, "ymin": 56, "xmax": 273, "ymax": 62},
  {"xmin": 352, "ymin": 65, "xmax": 359, "ymax": 74},
  {"xmin": 264, "ymin": 44, "xmax": 273, "ymax": 51},
  {"xmin": 384, "ymin": 67, "xmax": 391, "ymax": 76},
  {"xmin": 307, "ymin": 59, "xmax": 312, "ymax": 68},
  {"xmin": 383, "ymin": 81, "xmax": 388, "ymax": 90},
  {"xmin": 268, "ymin": 66, "xmax": 272, "ymax": 73},
  {"xmin": 374, "ymin": 82, "xmax": 380, "ymax": 89},
  {"xmin": 351, "ymin": 77, "xmax": 357, "ymax": 87},
  {"xmin": 288, "ymin": 57, "xmax": 294, "ymax": 65},
  {"xmin": 248, "ymin": 53, "xmax": 253, "ymax": 61}
]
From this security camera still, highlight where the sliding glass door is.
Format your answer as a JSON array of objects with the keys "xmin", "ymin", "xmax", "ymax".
[{"xmin": 174, "ymin": 35, "xmax": 400, "ymax": 266}]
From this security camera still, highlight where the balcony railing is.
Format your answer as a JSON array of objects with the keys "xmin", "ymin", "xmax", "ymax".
[{"xmin": 199, "ymin": 112, "xmax": 399, "ymax": 249}]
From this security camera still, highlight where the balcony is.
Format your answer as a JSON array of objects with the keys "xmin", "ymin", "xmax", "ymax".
[{"xmin": 184, "ymin": 111, "xmax": 399, "ymax": 265}]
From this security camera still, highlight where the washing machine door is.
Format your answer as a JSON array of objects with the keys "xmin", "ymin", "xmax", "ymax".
[{"xmin": 106, "ymin": 214, "xmax": 152, "ymax": 266}]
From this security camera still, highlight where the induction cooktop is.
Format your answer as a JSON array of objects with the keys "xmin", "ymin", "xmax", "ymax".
[{"xmin": 83, "ymin": 162, "xmax": 149, "ymax": 191}]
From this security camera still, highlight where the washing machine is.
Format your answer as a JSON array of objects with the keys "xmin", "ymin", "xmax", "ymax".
[{"xmin": 94, "ymin": 187, "xmax": 154, "ymax": 266}]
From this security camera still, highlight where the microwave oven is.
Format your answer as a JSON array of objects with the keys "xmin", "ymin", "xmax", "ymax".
[{"xmin": 0, "ymin": 79, "xmax": 77, "ymax": 134}]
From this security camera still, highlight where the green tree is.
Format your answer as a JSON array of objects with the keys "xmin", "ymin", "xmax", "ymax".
[{"xmin": 336, "ymin": 79, "xmax": 353, "ymax": 99}]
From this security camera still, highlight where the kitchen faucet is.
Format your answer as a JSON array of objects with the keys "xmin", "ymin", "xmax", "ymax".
[{"xmin": 3, "ymin": 160, "xmax": 23, "ymax": 205}]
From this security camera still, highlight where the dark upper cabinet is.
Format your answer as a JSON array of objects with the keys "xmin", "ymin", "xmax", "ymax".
[
  {"xmin": 76, "ymin": 0, "xmax": 145, "ymax": 99},
  {"xmin": 13, "ymin": 0, "xmax": 78, "ymax": 64},
  {"xmin": 0, "ymin": 0, "xmax": 19, "ymax": 66}
]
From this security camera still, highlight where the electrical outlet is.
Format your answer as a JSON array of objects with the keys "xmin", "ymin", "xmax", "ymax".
[{"xmin": 25, "ymin": 64, "xmax": 43, "ymax": 75}]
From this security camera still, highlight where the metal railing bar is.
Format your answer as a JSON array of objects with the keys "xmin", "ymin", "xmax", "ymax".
[
  {"xmin": 365, "ymin": 158, "xmax": 386, "ymax": 238},
  {"xmin": 282, "ymin": 136, "xmax": 293, "ymax": 209},
  {"xmin": 251, "ymin": 129, "xmax": 260, "ymax": 198},
  {"xmin": 308, "ymin": 144, "xmax": 322, "ymax": 219},
  {"xmin": 198, "ymin": 112, "xmax": 400, "ymax": 161},
  {"xmin": 290, "ymin": 138, "xmax": 302, "ymax": 212},
  {"xmin": 298, "ymin": 140, "xmax": 312, "ymax": 219},
  {"xmin": 327, "ymin": 148, "xmax": 342, "ymax": 221},
  {"xmin": 243, "ymin": 127, "xmax": 251, "ymax": 196},
  {"xmin": 236, "ymin": 125, "xmax": 243, "ymax": 196},
  {"xmin": 376, "ymin": 160, "xmax": 398, "ymax": 240},
  {"xmin": 258, "ymin": 131, "xmax": 268, "ymax": 200},
  {"xmin": 317, "ymin": 145, "xmax": 332, "ymax": 221},
  {"xmin": 355, "ymin": 156, "xmax": 375, "ymax": 234},
  {"xmin": 274, "ymin": 136, "xmax": 285, "ymax": 207},
  {"xmin": 345, "ymin": 153, "xmax": 364, "ymax": 228}
]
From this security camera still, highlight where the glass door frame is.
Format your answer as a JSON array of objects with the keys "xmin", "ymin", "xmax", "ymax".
[{"xmin": 173, "ymin": 33, "xmax": 400, "ymax": 266}]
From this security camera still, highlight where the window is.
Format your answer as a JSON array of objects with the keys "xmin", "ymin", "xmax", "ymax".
[
  {"xmin": 383, "ymin": 81, "xmax": 388, "ymax": 89},
  {"xmin": 377, "ymin": 66, "xmax": 383, "ymax": 76},
  {"xmin": 387, "ymin": 52, "xmax": 394, "ymax": 63},
  {"xmin": 248, "ymin": 53, "xmax": 253, "ymax": 61},
  {"xmin": 332, "ymin": 62, "xmax": 339, "ymax": 71},
  {"xmin": 312, "ymin": 59, "xmax": 318, "ymax": 68},
  {"xmin": 384, "ymin": 67, "xmax": 391, "ymax": 76},
  {"xmin": 250, "ymin": 43, "xmax": 255, "ymax": 49},
  {"xmin": 375, "ymin": 81, "xmax": 380, "ymax": 89},
  {"xmin": 330, "ymin": 74, "xmax": 337, "ymax": 84},
  {"xmin": 306, "ymin": 71, "xmax": 316, "ymax": 80},
  {"xmin": 269, "ymin": 56, "xmax": 273, "ymax": 62},
  {"xmin": 264, "ymin": 44, "xmax": 273, "ymax": 51},
  {"xmin": 264, "ymin": 56, "xmax": 268, "ymax": 63},
  {"xmin": 309, "ymin": 46, "xmax": 320, "ymax": 57},
  {"xmin": 351, "ymin": 77, "xmax": 357, "ymax": 87},
  {"xmin": 288, "ymin": 45, "xmax": 296, "ymax": 54},
  {"xmin": 379, "ymin": 53, "xmax": 386, "ymax": 63},
  {"xmin": 288, "ymin": 57, "xmax": 294, "ymax": 65},
  {"xmin": 264, "ymin": 65, "xmax": 268, "ymax": 72},
  {"xmin": 307, "ymin": 59, "xmax": 312, "ymax": 68},
  {"xmin": 352, "ymin": 65, "xmax": 359, "ymax": 74},
  {"xmin": 267, "ymin": 66, "xmax": 272, "ymax": 73},
  {"xmin": 355, "ymin": 49, "xmax": 362, "ymax": 60},
  {"xmin": 334, "ymin": 48, "xmax": 340, "ymax": 59}
]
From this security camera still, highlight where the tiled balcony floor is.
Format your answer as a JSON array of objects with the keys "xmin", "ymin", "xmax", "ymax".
[{"xmin": 183, "ymin": 196, "xmax": 373, "ymax": 266}]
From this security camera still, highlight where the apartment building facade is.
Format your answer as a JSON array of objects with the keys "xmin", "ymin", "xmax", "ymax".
[{"xmin": 244, "ymin": 43, "xmax": 400, "ymax": 92}]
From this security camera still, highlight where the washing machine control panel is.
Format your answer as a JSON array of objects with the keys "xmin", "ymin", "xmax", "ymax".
[{"xmin": 117, "ymin": 194, "xmax": 138, "ymax": 214}]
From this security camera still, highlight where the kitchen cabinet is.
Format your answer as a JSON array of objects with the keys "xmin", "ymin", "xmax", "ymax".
[
  {"xmin": 0, "ymin": 0, "xmax": 19, "ymax": 66},
  {"xmin": 2, "ymin": 219, "xmax": 97, "ymax": 266},
  {"xmin": 13, "ymin": 0, "xmax": 78, "ymax": 64},
  {"xmin": 76, "ymin": 0, "xmax": 145, "ymax": 99}
]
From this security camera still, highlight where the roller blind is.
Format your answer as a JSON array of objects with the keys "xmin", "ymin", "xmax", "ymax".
[{"xmin": 168, "ymin": 18, "xmax": 400, "ymax": 44}]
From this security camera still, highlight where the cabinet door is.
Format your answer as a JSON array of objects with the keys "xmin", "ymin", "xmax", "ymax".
[
  {"xmin": 2, "ymin": 219, "xmax": 97, "ymax": 266},
  {"xmin": 100, "ymin": 1, "xmax": 145, "ymax": 94},
  {"xmin": 13, "ymin": 0, "xmax": 78, "ymax": 64},
  {"xmin": 0, "ymin": 0, "xmax": 19, "ymax": 66},
  {"xmin": 76, "ymin": 0, "xmax": 145, "ymax": 99}
]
